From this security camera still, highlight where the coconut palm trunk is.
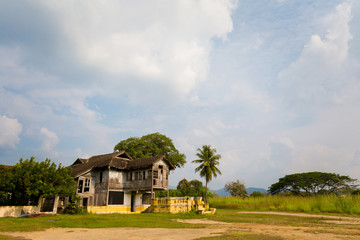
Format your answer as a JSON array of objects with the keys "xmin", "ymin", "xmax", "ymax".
[{"xmin": 205, "ymin": 180, "xmax": 208, "ymax": 204}]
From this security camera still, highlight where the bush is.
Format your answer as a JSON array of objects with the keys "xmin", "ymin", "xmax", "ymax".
[
  {"xmin": 63, "ymin": 201, "xmax": 86, "ymax": 214},
  {"xmin": 251, "ymin": 191, "xmax": 265, "ymax": 197}
]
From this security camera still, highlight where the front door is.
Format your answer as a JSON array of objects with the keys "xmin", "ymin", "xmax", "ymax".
[
  {"xmin": 41, "ymin": 197, "xmax": 55, "ymax": 212},
  {"xmin": 83, "ymin": 198, "xmax": 88, "ymax": 207},
  {"xmin": 131, "ymin": 191, "xmax": 136, "ymax": 212}
]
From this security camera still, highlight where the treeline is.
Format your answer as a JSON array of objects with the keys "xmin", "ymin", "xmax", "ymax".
[{"xmin": 0, "ymin": 157, "xmax": 76, "ymax": 206}]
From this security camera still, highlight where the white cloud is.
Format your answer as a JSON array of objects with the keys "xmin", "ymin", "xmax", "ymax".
[
  {"xmin": 38, "ymin": 0, "xmax": 237, "ymax": 102},
  {"xmin": 0, "ymin": 116, "xmax": 22, "ymax": 148},
  {"xmin": 278, "ymin": 1, "xmax": 354, "ymax": 110},
  {"xmin": 39, "ymin": 127, "xmax": 59, "ymax": 152}
]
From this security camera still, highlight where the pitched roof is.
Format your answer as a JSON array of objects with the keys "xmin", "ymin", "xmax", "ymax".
[
  {"xmin": 69, "ymin": 151, "xmax": 175, "ymax": 178},
  {"xmin": 70, "ymin": 151, "xmax": 132, "ymax": 178},
  {"xmin": 0, "ymin": 165, "xmax": 12, "ymax": 169},
  {"xmin": 127, "ymin": 155, "xmax": 175, "ymax": 170}
]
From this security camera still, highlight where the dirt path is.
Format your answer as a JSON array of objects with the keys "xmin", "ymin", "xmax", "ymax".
[
  {"xmin": 1, "ymin": 227, "xmax": 226, "ymax": 240},
  {"xmin": 179, "ymin": 218, "xmax": 360, "ymax": 240},
  {"xmin": 238, "ymin": 211, "xmax": 360, "ymax": 225},
  {"xmin": 238, "ymin": 211, "xmax": 360, "ymax": 221}
]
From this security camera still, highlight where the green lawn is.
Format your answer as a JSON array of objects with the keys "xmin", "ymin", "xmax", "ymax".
[
  {"xmin": 1, "ymin": 209, "xmax": 359, "ymax": 231},
  {"xmin": 1, "ymin": 209, "xmax": 360, "ymax": 240},
  {"xmin": 0, "ymin": 212, "xmax": 206, "ymax": 232}
]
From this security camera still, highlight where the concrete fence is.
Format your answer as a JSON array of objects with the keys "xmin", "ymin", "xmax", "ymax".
[
  {"xmin": 0, "ymin": 196, "xmax": 59, "ymax": 217},
  {"xmin": 151, "ymin": 197, "xmax": 214, "ymax": 214}
]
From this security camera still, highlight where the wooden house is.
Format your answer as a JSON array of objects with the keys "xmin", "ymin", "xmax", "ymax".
[{"xmin": 69, "ymin": 151, "xmax": 175, "ymax": 213}]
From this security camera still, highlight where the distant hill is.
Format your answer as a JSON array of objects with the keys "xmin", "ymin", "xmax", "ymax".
[
  {"xmin": 246, "ymin": 187, "xmax": 267, "ymax": 194},
  {"xmin": 213, "ymin": 187, "xmax": 267, "ymax": 196},
  {"xmin": 213, "ymin": 188, "xmax": 230, "ymax": 196}
]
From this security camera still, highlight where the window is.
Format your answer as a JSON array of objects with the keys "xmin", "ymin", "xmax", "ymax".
[
  {"xmin": 78, "ymin": 180, "xmax": 83, "ymax": 193},
  {"xmin": 143, "ymin": 171, "xmax": 146, "ymax": 180},
  {"xmin": 135, "ymin": 171, "xmax": 140, "ymax": 180},
  {"xmin": 108, "ymin": 191, "xmax": 124, "ymax": 205},
  {"xmin": 142, "ymin": 193, "xmax": 151, "ymax": 204},
  {"xmin": 128, "ymin": 172, "xmax": 133, "ymax": 181},
  {"xmin": 84, "ymin": 178, "xmax": 90, "ymax": 192},
  {"xmin": 100, "ymin": 171, "xmax": 103, "ymax": 183},
  {"xmin": 153, "ymin": 170, "xmax": 158, "ymax": 178}
]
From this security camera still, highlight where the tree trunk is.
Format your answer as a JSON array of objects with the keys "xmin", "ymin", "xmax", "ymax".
[{"xmin": 205, "ymin": 180, "xmax": 208, "ymax": 205}]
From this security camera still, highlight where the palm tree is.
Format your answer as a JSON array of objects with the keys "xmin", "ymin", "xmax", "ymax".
[{"xmin": 192, "ymin": 145, "xmax": 222, "ymax": 204}]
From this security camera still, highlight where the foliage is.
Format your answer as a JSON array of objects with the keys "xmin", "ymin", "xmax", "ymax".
[
  {"xmin": 352, "ymin": 189, "xmax": 360, "ymax": 195},
  {"xmin": 62, "ymin": 197, "xmax": 86, "ymax": 214},
  {"xmin": 225, "ymin": 180, "xmax": 247, "ymax": 197},
  {"xmin": 177, "ymin": 178, "xmax": 191, "ymax": 196},
  {"xmin": 155, "ymin": 189, "xmax": 183, "ymax": 197},
  {"xmin": 176, "ymin": 178, "xmax": 213, "ymax": 198},
  {"xmin": 0, "ymin": 157, "xmax": 77, "ymax": 206},
  {"xmin": 209, "ymin": 195, "xmax": 360, "ymax": 214},
  {"xmin": 114, "ymin": 132, "xmax": 186, "ymax": 168},
  {"xmin": 0, "ymin": 165, "xmax": 13, "ymax": 205},
  {"xmin": 251, "ymin": 191, "xmax": 265, "ymax": 197},
  {"xmin": 269, "ymin": 172, "xmax": 357, "ymax": 196},
  {"xmin": 156, "ymin": 179, "xmax": 214, "ymax": 198},
  {"xmin": 192, "ymin": 145, "xmax": 221, "ymax": 203}
]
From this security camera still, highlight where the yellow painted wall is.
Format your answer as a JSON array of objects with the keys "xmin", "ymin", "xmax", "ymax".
[
  {"xmin": 151, "ymin": 197, "xmax": 209, "ymax": 213},
  {"xmin": 87, "ymin": 205, "xmax": 150, "ymax": 214}
]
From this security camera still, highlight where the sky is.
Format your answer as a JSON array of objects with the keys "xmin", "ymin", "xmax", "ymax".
[{"xmin": 1, "ymin": 0, "xmax": 360, "ymax": 190}]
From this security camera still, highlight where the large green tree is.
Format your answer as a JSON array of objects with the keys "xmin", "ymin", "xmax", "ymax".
[
  {"xmin": 176, "ymin": 178, "xmax": 211, "ymax": 198},
  {"xmin": 0, "ymin": 157, "xmax": 76, "ymax": 206},
  {"xmin": 225, "ymin": 180, "xmax": 247, "ymax": 197},
  {"xmin": 269, "ymin": 172, "xmax": 357, "ymax": 196},
  {"xmin": 192, "ymin": 145, "xmax": 222, "ymax": 203},
  {"xmin": 114, "ymin": 132, "xmax": 186, "ymax": 168},
  {"xmin": 0, "ymin": 165, "xmax": 13, "ymax": 205}
]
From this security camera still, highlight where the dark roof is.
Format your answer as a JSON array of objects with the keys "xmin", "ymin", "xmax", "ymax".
[
  {"xmin": 127, "ymin": 155, "xmax": 175, "ymax": 170},
  {"xmin": 70, "ymin": 151, "xmax": 132, "ymax": 178},
  {"xmin": 69, "ymin": 151, "xmax": 175, "ymax": 178},
  {"xmin": 0, "ymin": 165, "xmax": 12, "ymax": 169}
]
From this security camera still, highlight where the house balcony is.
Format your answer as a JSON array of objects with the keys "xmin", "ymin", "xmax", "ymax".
[{"xmin": 107, "ymin": 178, "xmax": 169, "ymax": 191}]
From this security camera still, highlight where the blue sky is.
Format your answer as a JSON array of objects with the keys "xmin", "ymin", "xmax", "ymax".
[{"xmin": 1, "ymin": 0, "xmax": 360, "ymax": 190}]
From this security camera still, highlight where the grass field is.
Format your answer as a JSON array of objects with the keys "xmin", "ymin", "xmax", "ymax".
[
  {"xmin": 1, "ymin": 209, "xmax": 360, "ymax": 239},
  {"xmin": 0, "ymin": 212, "xmax": 206, "ymax": 232},
  {"xmin": 2, "ymin": 209, "xmax": 360, "ymax": 239},
  {"xmin": 209, "ymin": 195, "xmax": 360, "ymax": 215},
  {"xmin": 1, "ymin": 195, "xmax": 360, "ymax": 239}
]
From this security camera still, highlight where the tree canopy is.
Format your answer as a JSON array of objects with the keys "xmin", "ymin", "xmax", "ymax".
[
  {"xmin": 0, "ymin": 157, "xmax": 76, "ymax": 206},
  {"xmin": 156, "ymin": 178, "xmax": 213, "ymax": 198},
  {"xmin": 192, "ymin": 145, "xmax": 221, "ymax": 203},
  {"xmin": 225, "ymin": 180, "xmax": 247, "ymax": 197},
  {"xmin": 176, "ymin": 178, "xmax": 210, "ymax": 198},
  {"xmin": 114, "ymin": 132, "xmax": 186, "ymax": 168},
  {"xmin": 269, "ymin": 172, "xmax": 357, "ymax": 196}
]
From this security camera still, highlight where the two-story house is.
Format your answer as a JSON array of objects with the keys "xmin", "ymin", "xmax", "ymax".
[{"xmin": 69, "ymin": 151, "xmax": 175, "ymax": 213}]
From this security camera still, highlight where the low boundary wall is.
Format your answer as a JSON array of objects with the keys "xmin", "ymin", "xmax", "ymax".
[
  {"xmin": 0, "ymin": 198, "xmax": 43, "ymax": 217},
  {"xmin": 87, "ymin": 205, "xmax": 150, "ymax": 214},
  {"xmin": 0, "ymin": 197, "xmax": 59, "ymax": 217},
  {"xmin": 151, "ymin": 197, "xmax": 211, "ymax": 213}
]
